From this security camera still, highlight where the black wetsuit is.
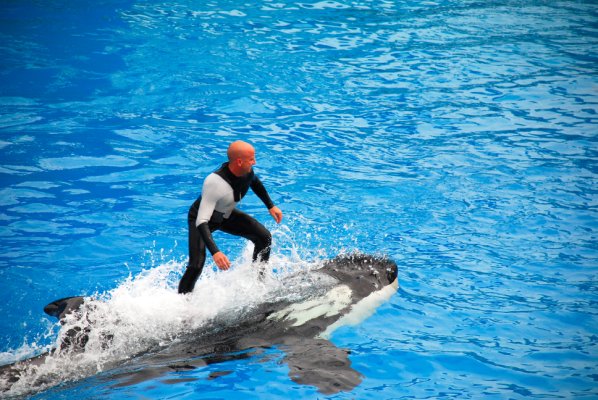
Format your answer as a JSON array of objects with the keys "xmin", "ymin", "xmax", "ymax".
[{"xmin": 178, "ymin": 163, "xmax": 275, "ymax": 294}]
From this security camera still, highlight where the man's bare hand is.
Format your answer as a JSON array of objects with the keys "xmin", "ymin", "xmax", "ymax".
[
  {"xmin": 213, "ymin": 252, "xmax": 231, "ymax": 270},
  {"xmin": 269, "ymin": 206, "xmax": 283, "ymax": 224}
]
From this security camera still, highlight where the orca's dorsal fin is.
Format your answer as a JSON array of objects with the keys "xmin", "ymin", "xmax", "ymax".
[{"xmin": 44, "ymin": 296, "xmax": 86, "ymax": 320}]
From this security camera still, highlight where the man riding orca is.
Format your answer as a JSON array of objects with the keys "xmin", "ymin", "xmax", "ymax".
[
  {"xmin": 0, "ymin": 140, "xmax": 400, "ymax": 396},
  {"xmin": 178, "ymin": 140, "xmax": 283, "ymax": 294}
]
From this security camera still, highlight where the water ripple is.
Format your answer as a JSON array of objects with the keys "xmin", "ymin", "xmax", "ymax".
[{"xmin": 0, "ymin": 0, "xmax": 597, "ymax": 398}]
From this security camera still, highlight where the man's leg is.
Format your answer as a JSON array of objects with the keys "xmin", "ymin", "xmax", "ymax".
[
  {"xmin": 178, "ymin": 218, "xmax": 207, "ymax": 294},
  {"xmin": 220, "ymin": 209, "xmax": 272, "ymax": 262}
]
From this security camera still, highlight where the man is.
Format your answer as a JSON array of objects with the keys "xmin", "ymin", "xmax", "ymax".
[{"xmin": 178, "ymin": 140, "xmax": 283, "ymax": 294}]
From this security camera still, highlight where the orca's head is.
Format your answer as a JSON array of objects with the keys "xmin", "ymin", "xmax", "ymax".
[{"xmin": 322, "ymin": 254, "xmax": 398, "ymax": 300}]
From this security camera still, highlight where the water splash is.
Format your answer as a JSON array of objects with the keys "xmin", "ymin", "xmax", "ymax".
[{"xmin": 0, "ymin": 236, "xmax": 332, "ymax": 397}]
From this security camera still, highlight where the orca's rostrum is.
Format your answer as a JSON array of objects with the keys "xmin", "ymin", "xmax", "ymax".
[{"xmin": 0, "ymin": 254, "xmax": 398, "ymax": 395}]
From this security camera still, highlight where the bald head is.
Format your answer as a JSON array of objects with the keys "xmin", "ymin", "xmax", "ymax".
[
  {"xmin": 227, "ymin": 140, "xmax": 255, "ymax": 162},
  {"xmin": 227, "ymin": 140, "xmax": 256, "ymax": 176}
]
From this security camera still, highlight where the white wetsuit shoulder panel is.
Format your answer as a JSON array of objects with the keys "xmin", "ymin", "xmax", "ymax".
[{"xmin": 195, "ymin": 173, "xmax": 237, "ymax": 227}]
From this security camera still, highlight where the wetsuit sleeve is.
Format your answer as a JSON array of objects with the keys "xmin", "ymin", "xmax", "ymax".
[
  {"xmin": 198, "ymin": 223, "xmax": 220, "ymax": 255},
  {"xmin": 196, "ymin": 175, "xmax": 219, "ymax": 227},
  {"xmin": 196, "ymin": 175, "xmax": 221, "ymax": 255},
  {"xmin": 251, "ymin": 175, "xmax": 275, "ymax": 209}
]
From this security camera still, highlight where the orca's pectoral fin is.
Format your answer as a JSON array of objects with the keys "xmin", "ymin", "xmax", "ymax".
[
  {"xmin": 44, "ymin": 296, "xmax": 86, "ymax": 321},
  {"xmin": 281, "ymin": 337, "xmax": 363, "ymax": 395}
]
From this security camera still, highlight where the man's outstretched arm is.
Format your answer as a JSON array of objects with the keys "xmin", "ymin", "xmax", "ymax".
[{"xmin": 251, "ymin": 175, "xmax": 283, "ymax": 223}]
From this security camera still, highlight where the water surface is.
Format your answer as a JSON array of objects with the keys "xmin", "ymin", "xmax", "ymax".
[{"xmin": 1, "ymin": 0, "xmax": 597, "ymax": 398}]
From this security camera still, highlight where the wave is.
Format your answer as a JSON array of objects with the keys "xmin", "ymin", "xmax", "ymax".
[{"xmin": 0, "ymin": 238, "xmax": 335, "ymax": 397}]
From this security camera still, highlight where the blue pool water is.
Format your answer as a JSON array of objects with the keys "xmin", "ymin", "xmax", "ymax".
[{"xmin": 1, "ymin": 0, "xmax": 597, "ymax": 398}]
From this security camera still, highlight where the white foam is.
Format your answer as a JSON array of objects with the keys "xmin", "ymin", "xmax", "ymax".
[{"xmin": 0, "ymin": 244, "xmax": 326, "ymax": 397}]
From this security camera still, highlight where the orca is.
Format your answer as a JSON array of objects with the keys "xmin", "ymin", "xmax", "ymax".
[{"xmin": 0, "ymin": 254, "xmax": 398, "ymax": 395}]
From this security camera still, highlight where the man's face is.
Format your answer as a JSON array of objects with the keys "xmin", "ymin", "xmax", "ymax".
[{"xmin": 239, "ymin": 149, "xmax": 256, "ymax": 175}]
